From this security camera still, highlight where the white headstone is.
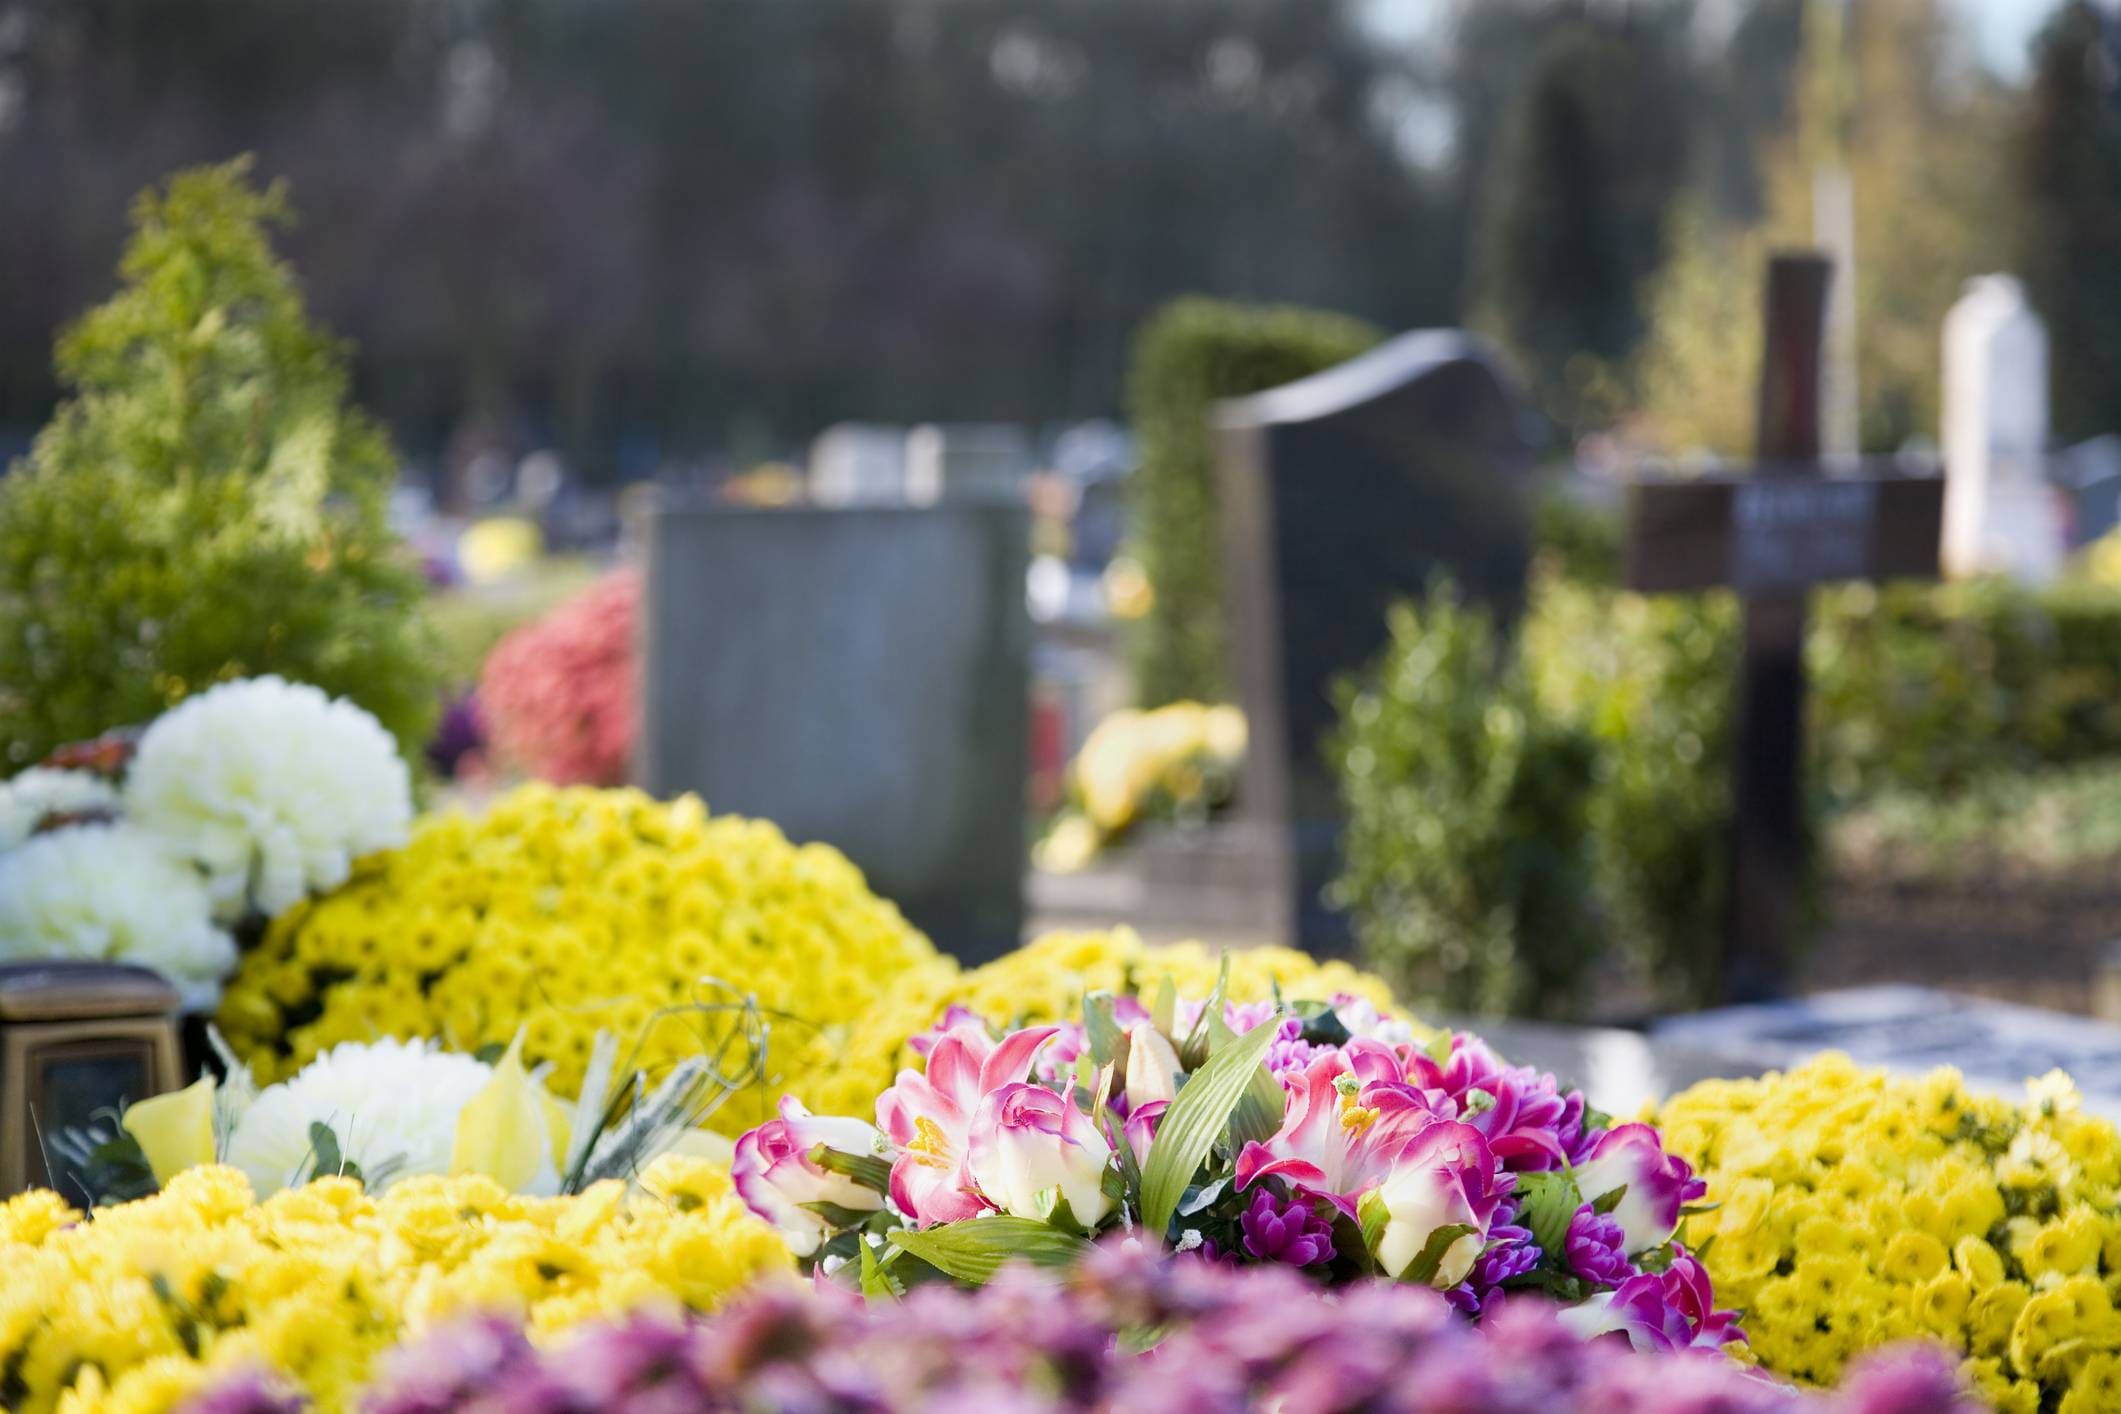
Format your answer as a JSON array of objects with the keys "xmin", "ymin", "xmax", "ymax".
[
  {"xmin": 1942, "ymin": 275, "xmax": 2062, "ymax": 581},
  {"xmin": 808, "ymin": 423, "xmax": 909, "ymax": 507}
]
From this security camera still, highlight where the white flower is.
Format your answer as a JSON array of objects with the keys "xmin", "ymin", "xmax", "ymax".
[
  {"xmin": 224, "ymin": 1037, "xmax": 544, "ymax": 1197},
  {"xmin": 0, "ymin": 768, "xmax": 121, "ymax": 851},
  {"xmin": 125, "ymin": 676, "xmax": 413, "ymax": 920},
  {"xmin": 0, "ymin": 823, "xmax": 235, "ymax": 1011}
]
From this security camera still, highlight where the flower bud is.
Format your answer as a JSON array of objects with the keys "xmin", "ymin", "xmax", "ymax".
[{"xmin": 730, "ymin": 1097, "xmax": 886, "ymax": 1257}]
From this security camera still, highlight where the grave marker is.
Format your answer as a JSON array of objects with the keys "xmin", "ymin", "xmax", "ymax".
[
  {"xmin": 638, "ymin": 501, "xmax": 1030, "ymax": 962},
  {"xmin": 1624, "ymin": 254, "xmax": 1945, "ymax": 1002},
  {"xmin": 1214, "ymin": 330, "xmax": 1535, "ymax": 952}
]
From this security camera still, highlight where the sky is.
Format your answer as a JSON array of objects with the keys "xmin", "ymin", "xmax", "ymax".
[{"xmin": 1367, "ymin": 0, "xmax": 2069, "ymax": 80}]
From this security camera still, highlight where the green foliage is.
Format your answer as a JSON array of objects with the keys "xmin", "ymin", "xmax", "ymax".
[
  {"xmin": 1810, "ymin": 579, "xmax": 2121, "ymax": 802},
  {"xmin": 2019, "ymin": 0, "xmax": 2121, "ymax": 444},
  {"xmin": 1125, "ymin": 297, "xmax": 1378, "ymax": 707},
  {"xmin": 0, "ymin": 159, "xmax": 436, "ymax": 766},
  {"xmin": 1331, "ymin": 581, "xmax": 1602, "ymax": 1019},
  {"xmin": 1831, "ymin": 761, "xmax": 2121, "ymax": 879},
  {"xmin": 424, "ymin": 557, "xmax": 600, "ymax": 689},
  {"xmin": 1522, "ymin": 575, "xmax": 1740, "ymax": 1011}
]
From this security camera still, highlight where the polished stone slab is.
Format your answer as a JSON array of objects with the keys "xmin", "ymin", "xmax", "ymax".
[{"xmin": 1653, "ymin": 985, "xmax": 2121, "ymax": 1119}]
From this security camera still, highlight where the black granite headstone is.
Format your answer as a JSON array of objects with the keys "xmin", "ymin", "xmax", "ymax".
[
  {"xmin": 638, "ymin": 501, "xmax": 1030, "ymax": 963},
  {"xmin": 1214, "ymin": 330, "xmax": 1535, "ymax": 952}
]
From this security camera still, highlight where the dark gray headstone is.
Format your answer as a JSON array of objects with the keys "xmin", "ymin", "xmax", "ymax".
[
  {"xmin": 639, "ymin": 502, "xmax": 1030, "ymax": 962},
  {"xmin": 1214, "ymin": 330, "xmax": 1535, "ymax": 952}
]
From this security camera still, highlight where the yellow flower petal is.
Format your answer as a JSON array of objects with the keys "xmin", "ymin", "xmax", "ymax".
[
  {"xmin": 121, "ymin": 1074, "xmax": 218, "ymax": 1186},
  {"xmin": 451, "ymin": 1034, "xmax": 549, "ymax": 1191}
]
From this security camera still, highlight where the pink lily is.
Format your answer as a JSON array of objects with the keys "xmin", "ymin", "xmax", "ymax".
[
  {"xmin": 1233, "ymin": 1053, "xmax": 1448, "ymax": 1219},
  {"xmin": 876, "ymin": 1017, "xmax": 1058, "ymax": 1227}
]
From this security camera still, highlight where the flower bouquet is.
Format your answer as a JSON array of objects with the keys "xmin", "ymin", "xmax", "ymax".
[
  {"xmin": 733, "ymin": 969, "xmax": 1740, "ymax": 1354},
  {"xmin": 0, "ymin": 676, "xmax": 413, "ymax": 1009}
]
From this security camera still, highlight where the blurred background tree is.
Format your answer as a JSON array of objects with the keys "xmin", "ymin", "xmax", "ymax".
[
  {"xmin": 2018, "ymin": 0, "xmax": 2121, "ymax": 444},
  {"xmin": 0, "ymin": 160, "xmax": 436, "ymax": 765}
]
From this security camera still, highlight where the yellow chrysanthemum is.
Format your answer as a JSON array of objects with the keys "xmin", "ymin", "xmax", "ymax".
[
  {"xmin": 1655, "ymin": 1053, "xmax": 2121, "ymax": 1408},
  {"xmin": 0, "ymin": 1160, "xmax": 789, "ymax": 1414}
]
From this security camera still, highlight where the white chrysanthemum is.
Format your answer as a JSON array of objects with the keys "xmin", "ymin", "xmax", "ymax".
[
  {"xmin": 0, "ymin": 767, "xmax": 121, "ymax": 850},
  {"xmin": 224, "ymin": 1037, "xmax": 507, "ymax": 1196},
  {"xmin": 0, "ymin": 823, "xmax": 236, "ymax": 1010},
  {"xmin": 125, "ymin": 676, "xmax": 414, "ymax": 921}
]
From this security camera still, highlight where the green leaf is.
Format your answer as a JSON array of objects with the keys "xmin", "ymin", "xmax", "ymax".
[
  {"xmin": 859, "ymin": 1240, "xmax": 905, "ymax": 1300},
  {"xmin": 1178, "ymin": 954, "xmax": 1233, "ymax": 1070},
  {"xmin": 1515, "ymin": 1169, "xmax": 1583, "ymax": 1258},
  {"xmin": 307, "ymin": 1121, "xmax": 362, "ymax": 1185},
  {"xmin": 1083, "ymin": 992, "xmax": 1124, "ymax": 1067},
  {"xmin": 799, "ymin": 1199, "xmax": 884, "ymax": 1229},
  {"xmin": 1590, "ymin": 1182, "xmax": 1628, "ymax": 1217},
  {"xmin": 1139, "ymin": 1014, "xmax": 1282, "ymax": 1237},
  {"xmin": 1358, "ymin": 1187, "xmax": 1390, "ymax": 1257},
  {"xmin": 1398, "ymin": 1222, "xmax": 1477, "ymax": 1285},
  {"xmin": 886, "ymin": 1217, "xmax": 1092, "ymax": 1285},
  {"xmin": 1151, "ymin": 976, "xmax": 1177, "ymax": 1038},
  {"xmin": 808, "ymin": 1142, "xmax": 892, "ymax": 1194}
]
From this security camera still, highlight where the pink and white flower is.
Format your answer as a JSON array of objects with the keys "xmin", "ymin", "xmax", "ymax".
[
  {"xmin": 876, "ymin": 1017, "xmax": 1058, "ymax": 1227},
  {"xmin": 730, "ymin": 1097, "xmax": 886, "ymax": 1257},
  {"xmin": 1372, "ymin": 1120, "xmax": 1509, "ymax": 1287},
  {"xmin": 967, "ymin": 1082, "xmax": 1116, "ymax": 1227},
  {"xmin": 1571, "ymin": 1123, "xmax": 1706, "ymax": 1255},
  {"xmin": 1233, "ymin": 1053, "xmax": 1448, "ymax": 1219}
]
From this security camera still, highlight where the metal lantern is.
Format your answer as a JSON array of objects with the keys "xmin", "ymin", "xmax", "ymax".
[{"xmin": 0, "ymin": 961, "xmax": 183, "ymax": 1199}]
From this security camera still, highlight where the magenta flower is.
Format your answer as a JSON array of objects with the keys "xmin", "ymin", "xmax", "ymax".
[
  {"xmin": 1450, "ymin": 1209, "xmax": 1537, "ymax": 1314},
  {"xmin": 730, "ymin": 1096, "xmax": 886, "ymax": 1257},
  {"xmin": 1398, "ymin": 1033, "xmax": 1591, "ymax": 1171},
  {"xmin": 1556, "ymin": 1271, "xmax": 1698, "ymax": 1353},
  {"xmin": 1233, "ymin": 1053, "xmax": 1448, "ymax": 1219},
  {"xmin": 1565, "ymin": 1203, "xmax": 1636, "ymax": 1287},
  {"xmin": 1658, "ymin": 1249, "xmax": 1746, "ymax": 1350},
  {"xmin": 1238, "ymin": 1186, "xmax": 1336, "ymax": 1267},
  {"xmin": 1123, "ymin": 1099, "xmax": 1166, "ymax": 1167},
  {"xmin": 967, "ymin": 1082, "xmax": 1115, "ymax": 1226},
  {"xmin": 877, "ymin": 1016, "xmax": 1059, "ymax": 1227},
  {"xmin": 1572, "ymin": 1123, "xmax": 1706, "ymax": 1255}
]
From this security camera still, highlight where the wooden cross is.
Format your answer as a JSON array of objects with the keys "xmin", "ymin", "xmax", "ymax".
[{"xmin": 1623, "ymin": 254, "xmax": 1945, "ymax": 1003}]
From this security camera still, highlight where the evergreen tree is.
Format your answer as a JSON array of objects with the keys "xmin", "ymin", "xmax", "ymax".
[
  {"xmin": 0, "ymin": 159, "xmax": 436, "ymax": 767},
  {"xmin": 1472, "ymin": 13, "xmax": 1694, "ymax": 435},
  {"xmin": 2020, "ymin": 1, "xmax": 2121, "ymax": 443}
]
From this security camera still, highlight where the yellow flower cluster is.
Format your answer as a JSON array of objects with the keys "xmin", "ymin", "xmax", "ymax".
[
  {"xmin": 0, "ymin": 1158, "xmax": 789, "ymax": 1414},
  {"xmin": 1038, "ymin": 703, "xmax": 1244, "ymax": 870},
  {"xmin": 1654, "ymin": 1054, "xmax": 2121, "ymax": 1413},
  {"xmin": 217, "ymin": 784, "xmax": 951, "ymax": 1135}
]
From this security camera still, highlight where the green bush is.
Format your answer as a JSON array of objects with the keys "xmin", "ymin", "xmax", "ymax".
[
  {"xmin": 1330, "ymin": 580, "xmax": 1602, "ymax": 1019},
  {"xmin": 1522, "ymin": 574, "xmax": 1742, "ymax": 1010},
  {"xmin": 0, "ymin": 159, "xmax": 435, "ymax": 767},
  {"xmin": 1125, "ymin": 297, "xmax": 1378, "ymax": 707},
  {"xmin": 1810, "ymin": 578, "xmax": 2121, "ymax": 801}
]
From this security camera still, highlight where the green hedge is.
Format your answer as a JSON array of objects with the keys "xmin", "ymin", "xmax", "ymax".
[
  {"xmin": 1334, "ymin": 515, "xmax": 2121, "ymax": 1012},
  {"xmin": 1125, "ymin": 297, "xmax": 1379, "ymax": 707},
  {"xmin": 0, "ymin": 159, "xmax": 436, "ymax": 767},
  {"xmin": 1330, "ymin": 581, "xmax": 1601, "ymax": 1018}
]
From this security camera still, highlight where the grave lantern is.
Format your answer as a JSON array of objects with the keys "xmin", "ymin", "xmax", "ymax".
[{"xmin": 0, "ymin": 961, "xmax": 183, "ymax": 1198}]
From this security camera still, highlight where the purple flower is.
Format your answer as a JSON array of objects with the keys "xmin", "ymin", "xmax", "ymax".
[
  {"xmin": 1565, "ymin": 1203, "xmax": 1636, "ymax": 1287},
  {"xmin": 1239, "ymin": 1185, "xmax": 1336, "ymax": 1267},
  {"xmin": 1450, "ymin": 1216, "xmax": 1538, "ymax": 1315},
  {"xmin": 424, "ymin": 691, "xmax": 486, "ymax": 778}
]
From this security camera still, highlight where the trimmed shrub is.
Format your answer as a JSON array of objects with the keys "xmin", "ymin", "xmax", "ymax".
[
  {"xmin": 0, "ymin": 159, "xmax": 435, "ymax": 767},
  {"xmin": 1125, "ymin": 297, "xmax": 1378, "ymax": 707},
  {"xmin": 1331, "ymin": 580, "xmax": 1602, "ymax": 1018}
]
